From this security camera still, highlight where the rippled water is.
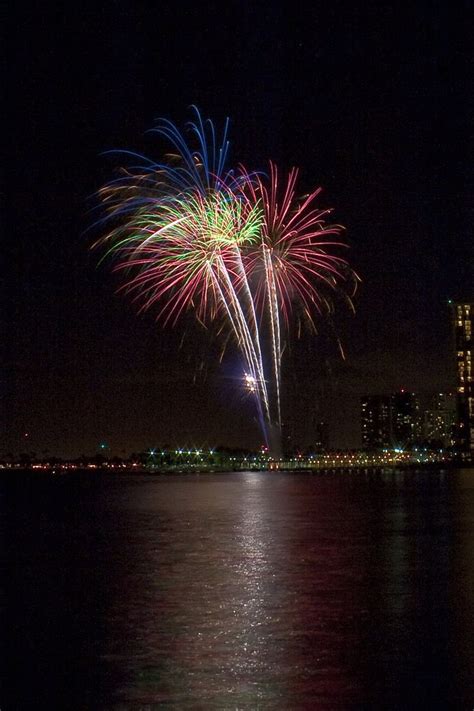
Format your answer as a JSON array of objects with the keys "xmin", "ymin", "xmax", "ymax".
[{"xmin": 2, "ymin": 469, "xmax": 474, "ymax": 708}]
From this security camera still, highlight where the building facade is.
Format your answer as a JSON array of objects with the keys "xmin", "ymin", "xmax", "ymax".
[
  {"xmin": 314, "ymin": 421, "xmax": 329, "ymax": 452},
  {"xmin": 422, "ymin": 392, "xmax": 456, "ymax": 448},
  {"xmin": 391, "ymin": 391, "xmax": 421, "ymax": 447},
  {"xmin": 361, "ymin": 396, "xmax": 392, "ymax": 450},
  {"xmin": 451, "ymin": 301, "xmax": 474, "ymax": 453}
]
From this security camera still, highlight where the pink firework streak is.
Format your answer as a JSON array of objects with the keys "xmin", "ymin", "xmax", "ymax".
[{"xmin": 239, "ymin": 162, "xmax": 358, "ymax": 430}]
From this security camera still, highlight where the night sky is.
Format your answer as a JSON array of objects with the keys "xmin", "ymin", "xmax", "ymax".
[{"xmin": 4, "ymin": 2, "xmax": 473, "ymax": 457}]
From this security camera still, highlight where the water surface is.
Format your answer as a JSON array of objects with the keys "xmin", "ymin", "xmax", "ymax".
[{"xmin": 2, "ymin": 469, "xmax": 473, "ymax": 708}]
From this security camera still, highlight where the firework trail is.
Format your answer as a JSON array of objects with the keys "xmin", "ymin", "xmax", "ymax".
[
  {"xmin": 239, "ymin": 162, "xmax": 356, "ymax": 431},
  {"xmin": 94, "ymin": 109, "xmax": 356, "ymax": 453}
]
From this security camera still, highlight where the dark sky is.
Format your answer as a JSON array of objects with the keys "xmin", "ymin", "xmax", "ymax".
[{"xmin": 4, "ymin": 1, "xmax": 473, "ymax": 456}]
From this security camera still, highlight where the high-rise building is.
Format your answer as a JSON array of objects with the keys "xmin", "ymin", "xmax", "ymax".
[
  {"xmin": 422, "ymin": 392, "xmax": 456, "ymax": 448},
  {"xmin": 361, "ymin": 396, "xmax": 392, "ymax": 450},
  {"xmin": 451, "ymin": 301, "xmax": 474, "ymax": 453},
  {"xmin": 391, "ymin": 391, "xmax": 421, "ymax": 447},
  {"xmin": 314, "ymin": 421, "xmax": 329, "ymax": 452}
]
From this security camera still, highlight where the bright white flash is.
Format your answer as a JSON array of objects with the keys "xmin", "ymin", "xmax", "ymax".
[{"xmin": 244, "ymin": 373, "xmax": 257, "ymax": 392}]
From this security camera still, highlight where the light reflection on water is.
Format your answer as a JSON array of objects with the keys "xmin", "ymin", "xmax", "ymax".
[{"xmin": 2, "ymin": 469, "xmax": 474, "ymax": 708}]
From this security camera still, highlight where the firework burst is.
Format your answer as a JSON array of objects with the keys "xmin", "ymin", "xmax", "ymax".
[{"xmin": 94, "ymin": 109, "xmax": 357, "ymax": 454}]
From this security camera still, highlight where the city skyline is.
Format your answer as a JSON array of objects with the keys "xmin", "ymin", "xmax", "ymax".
[
  {"xmin": 4, "ymin": 378, "xmax": 465, "ymax": 461},
  {"xmin": 4, "ymin": 296, "xmax": 468, "ymax": 458}
]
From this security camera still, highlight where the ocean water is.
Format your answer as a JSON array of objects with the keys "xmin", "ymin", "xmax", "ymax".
[{"xmin": 2, "ymin": 468, "xmax": 473, "ymax": 709}]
